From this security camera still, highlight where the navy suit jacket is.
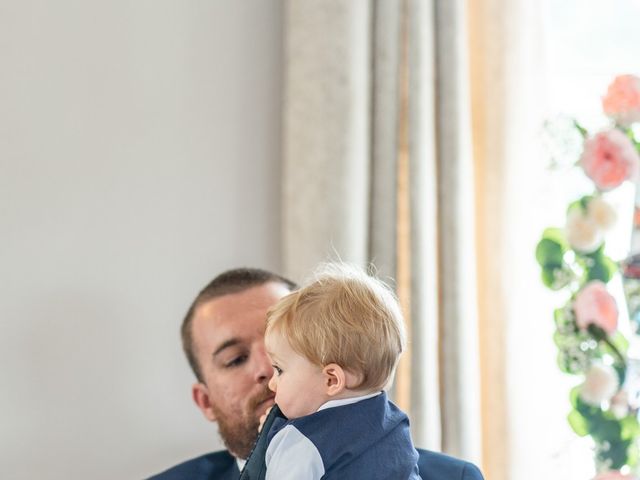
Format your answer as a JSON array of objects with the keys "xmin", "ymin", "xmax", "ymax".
[{"xmin": 148, "ymin": 448, "xmax": 484, "ymax": 480}]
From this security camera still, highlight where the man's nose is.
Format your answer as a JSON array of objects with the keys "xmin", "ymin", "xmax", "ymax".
[{"xmin": 253, "ymin": 347, "xmax": 273, "ymax": 383}]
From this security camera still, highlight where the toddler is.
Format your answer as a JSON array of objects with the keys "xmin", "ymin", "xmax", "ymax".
[{"xmin": 260, "ymin": 263, "xmax": 420, "ymax": 479}]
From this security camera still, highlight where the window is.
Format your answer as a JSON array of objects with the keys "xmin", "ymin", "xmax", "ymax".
[{"xmin": 532, "ymin": 2, "xmax": 640, "ymax": 478}]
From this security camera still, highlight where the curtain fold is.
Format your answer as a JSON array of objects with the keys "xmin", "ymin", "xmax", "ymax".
[
  {"xmin": 282, "ymin": 0, "xmax": 371, "ymax": 282},
  {"xmin": 369, "ymin": 0, "xmax": 404, "ymax": 405},
  {"xmin": 431, "ymin": 0, "xmax": 482, "ymax": 462},
  {"xmin": 405, "ymin": 0, "xmax": 443, "ymax": 454},
  {"xmin": 369, "ymin": 0, "xmax": 399, "ymax": 284},
  {"xmin": 468, "ymin": 1, "xmax": 512, "ymax": 478},
  {"xmin": 282, "ymin": 1, "xmax": 537, "ymax": 476},
  {"xmin": 468, "ymin": 2, "xmax": 544, "ymax": 479},
  {"xmin": 282, "ymin": 0, "xmax": 481, "ymax": 461}
]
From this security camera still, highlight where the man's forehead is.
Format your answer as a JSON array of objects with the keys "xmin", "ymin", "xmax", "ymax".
[
  {"xmin": 192, "ymin": 282, "xmax": 291, "ymax": 345},
  {"xmin": 201, "ymin": 282, "xmax": 290, "ymax": 317}
]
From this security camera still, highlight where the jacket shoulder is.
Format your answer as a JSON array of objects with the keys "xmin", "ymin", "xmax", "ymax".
[
  {"xmin": 147, "ymin": 451, "xmax": 238, "ymax": 480},
  {"xmin": 417, "ymin": 449, "xmax": 484, "ymax": 480}
]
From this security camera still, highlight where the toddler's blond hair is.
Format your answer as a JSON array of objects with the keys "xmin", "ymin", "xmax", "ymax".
[{"xmin": 266, "ymin": 263, "xmax": 406, "ymax": 391}]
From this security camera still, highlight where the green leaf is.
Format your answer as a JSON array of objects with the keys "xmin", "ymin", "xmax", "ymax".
[
  {"xmin": 566, "ymin": 195, "xmax": 594, "ymax": 214},
  {"xmin": 568, "ymin": 409, "xmax": 589, "ymax": 436},
  {"xmin": 567, "ymin": 199, "xmax": 585, "ymax": 215},
  {"xmin": 614, "ymin": 364, "xmax": 627, "ymax": 386},
  {"xmin": 554, "ymin": 306, "xmax": 578, "ymax": 333},
  {"xmin": 586, "ymin": 262, "xmax": 611, "ymax": 283},
  {"xmin": 536, "ymin": 238, "xmax": 565, "ymax": 267},
  {"xmin": 590, "ymin": 415, "xmax": 622, "ymax": 442},
  {"xmin": 553, "ymin": 330, "xmax": 571, "ymax": 348},
  {"xmin": 541, "ymin": 267, "xmax": 555, "ymax": 289},
  {"xmin": 609, "ymin": 332, "xmax": 629, "ymax": 355},
  {"xmin": 541, "ymin": 227, "xmax": 568, "ymax": 249},
  {"xmin": 554, "ymin": 307, "xmax": 567, "ymax": 326},
  {"xmin": 596, "ymin": 438, "xmax": 630, "ymax": 469},
  {"xmin": 624, "ymin": 126, "xmax": 635, "ymax": 141},
  {"xmin": 621, "ymin": 415, "xmax": 640, "ymax": 440},
  {"xmin": 627, "ymin": 440, "xmax": 640, "ymax": 467},
  {"xmin": 579, "ymin": 195, "xmax": 594, "ymax": 210},
  {"xmin": 604, "ymin": 255, "xmax": 619, "ymax": 276},
  {"xmin": 587, "ymin": 324, "xmax": 607, "ymax": 341},
  {"xmin": 573, "ymin": 119, "xmax": 589, "ymax": 138},
  {"xmin": 583, "ymin": 243, "xmax": 606, "ymax": 261},
  {"xmin": 542, "ymin": 265, "xmax": 571, "ymax": 290},
  {"xmin": 585, "ymin": 254, "xmax": 618, "ymax": 283},
  {"xmin": 557, "ymin": 349, "xmax": 589, "ymax": 374},
  {"xmin": 571, "ymin": 386, "xmax": 603, "ymax": 418},
  {"xmin": 569, "ymin": 386, "xmax": 581, "ymax": 409}
]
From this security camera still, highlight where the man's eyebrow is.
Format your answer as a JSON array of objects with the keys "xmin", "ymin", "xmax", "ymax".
[{"xmin": 212, "ymin": 338, "xmax": 241, "ymax": 357}]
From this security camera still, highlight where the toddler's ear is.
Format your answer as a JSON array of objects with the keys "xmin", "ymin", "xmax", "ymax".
[{"xmin": 322, "ymin": 363, "xmax": 346, "ymax": 396}]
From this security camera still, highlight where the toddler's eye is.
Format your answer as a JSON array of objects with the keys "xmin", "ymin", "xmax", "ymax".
[{"xmin": 273, "ymin": 365, "xmax": 283, "ymax": 375}]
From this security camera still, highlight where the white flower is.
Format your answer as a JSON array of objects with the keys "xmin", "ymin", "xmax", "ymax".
[
  {"xmin": 566, "ymin": 209, "xmax": 603, "ymax": 253},
  {"xmin": 580, "ymin": 363, "xmax": 619, "ymax": 406},
  {"xmin": 587, "ymin": 196, "xmax": 617, "ymax": 231}
]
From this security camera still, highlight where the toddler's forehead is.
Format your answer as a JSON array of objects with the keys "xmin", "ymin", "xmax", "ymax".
[{"xmin": 264, "ymin": 328, "xmax": 291, "ymax": 354}]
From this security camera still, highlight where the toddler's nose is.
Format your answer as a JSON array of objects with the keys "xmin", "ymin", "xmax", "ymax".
[{"xmin": 268, "ymin": 375, "xmax": 277, "ymax": 392}]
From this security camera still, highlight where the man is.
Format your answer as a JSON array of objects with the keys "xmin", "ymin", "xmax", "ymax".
[{"xmin": 150, "ymin": 268, "xmax": 484, "ymax": 480}]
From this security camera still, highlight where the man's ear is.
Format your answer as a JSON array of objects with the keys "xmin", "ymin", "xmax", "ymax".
[
  {"xmin": 322, "ymin": 363, "xmax": 347, "ymax": 397},
  {"xmin": 192, "ymin": 382, "xmax": 216, "ymax": 422}
]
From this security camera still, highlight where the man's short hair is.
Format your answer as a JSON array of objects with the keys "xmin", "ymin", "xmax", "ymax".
[
  {"xmin": 182, "ymin": 268, "xmax": 297, "ymax": 382},
  {"xmin": 266, "ymin": 263, "xmax": 406, "ymax": 392}
]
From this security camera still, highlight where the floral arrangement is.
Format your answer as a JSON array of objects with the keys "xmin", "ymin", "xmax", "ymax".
[{"xmin": 536, "ymin": 75, "xmax": 640, "ymax": 478}]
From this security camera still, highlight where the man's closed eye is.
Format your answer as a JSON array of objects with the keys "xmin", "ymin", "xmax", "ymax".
[{"xmin": 225, "ymin": 355, "xmax": 248, "ymax": 368}]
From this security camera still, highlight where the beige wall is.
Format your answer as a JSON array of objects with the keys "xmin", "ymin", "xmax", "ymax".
[{"xmin": 0, "ymin": 1, "xmax": 283, "ymax": 478}]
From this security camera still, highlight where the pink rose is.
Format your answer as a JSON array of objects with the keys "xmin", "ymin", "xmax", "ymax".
[
  {"xmin": 580, "ymin": 129, "xmax": 640, "ymax": 191},
  {"xmin": 602, "ymin": 74, "xmax": 640, "ymax": 126},
  {"xmin": 593, "ymin": 471, "xmax": 638, "ymax": 480},
  {"xmin": 573, "ymin": 280, "xmax": 618, "ymax": 334}
]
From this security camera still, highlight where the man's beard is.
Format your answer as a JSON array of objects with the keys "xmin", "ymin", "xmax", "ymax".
[{"xmin": 210, "ymin": 386, "xmax": 274, "ymax": 459}]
